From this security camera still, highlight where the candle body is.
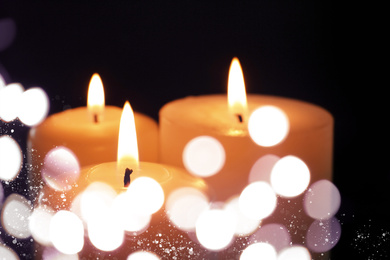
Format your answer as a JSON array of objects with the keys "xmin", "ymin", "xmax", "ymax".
[
  {"xmin": 36, "ymin": 162, "xmax": 211, "ymax": 259},
  {"xmin": 159, "ymin": 94, "xmax": 333, "ymax": 201},
  {"xmin": 27, "ymin": 106, "xmax": 158, "ymax": 199}
]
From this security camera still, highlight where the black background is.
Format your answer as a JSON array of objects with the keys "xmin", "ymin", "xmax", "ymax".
[{"xmin": 0, "ymin": 1, "xmax": 387, "ymax": 259}]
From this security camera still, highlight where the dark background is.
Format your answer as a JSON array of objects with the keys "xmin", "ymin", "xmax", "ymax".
[{"xmin": 0, "ymin": 1, "xmax": 387, "ymax": 259}]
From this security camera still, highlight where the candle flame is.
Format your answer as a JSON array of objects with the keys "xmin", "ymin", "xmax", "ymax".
[
  {"xmin": 227, "ymin": 57, "xmax": 248, "ymax": 122},
  {"xmin": 87, "ymin": 73, "xmax": 105, "ymax": 122},
  {"xmin": 117, "ymin": 101, "xmax": 139, "ymax": 172}
]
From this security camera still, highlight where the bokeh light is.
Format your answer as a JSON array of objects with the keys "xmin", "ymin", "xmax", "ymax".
[
  {"xmin": 0, "ymin": 243, "xmax": 19, "ymax": 260},
  {"xmin": 0, "ymin": 135, "xmax": 22, "ymax": 181},
  {"xmin": 240, "ymin": 242, "xmax": 277, "ymax": 260},
  {"xmin": 112, "ymin": 192, "xmax": 151, "ymax": 233},
  {"xmin": 166, "ymin": 187, "xmax": 209, "ymax": 231},
  {"xmin": 80, "ymin": 182, "xmax": 117, "ymax": 223},
  {"xmin": 278, "ymin": 246, "xmax": 311, "ymax": 260},
  {"xmin": 183, "ymin": 136, "xmax": 225, "ymax": 177},
  {"xmin": 127, "ymin": 251, "xmax": 161, "ymax": 260},
  {"xmin": 271, "ymin": 155, "xmax": 310, "ymax": 197},
  {"xmin": 249, "ymin": 223, "xmax": 291, "ymax": 252},
  {"xmin": 0, "ymin": 73, "xmax": 5, "ymax": 87},
  {"xmin": 195, "ymin": 208, "xmax": 236, "ymax": 251},
  {"xmin": 18, "ymin": 87, "xmax": 49, "ymax": 126},
  {"xmin": 304, "ymin": 179, "xmax": 341, "ymax": 220},
  {"xmin": 0, "ymin": 83, "xmax": 24, "ymax": 122},
  {"xmin": 0, "ymin": 182, "xmax": 4, "ymax": 206},
  {"xmin": 248, "ymin": 154, "xmax": 280, "ymax": 184},
  {"xmin": 239, "ymin": 181, "xmax": 277, "ymax": 220},
  {"xmin": 50, "ymin": 210, "xmax": 84, "ymax": 255},
  {"xmin": 0, "ymin": 18, "xmax": 16, "ymax": 51},
  {"xmin": 224, "ymin": 196, "xmax": 261, "ymax": 236},
  {"xmin": 126, "ymin": 177, "xmax": 164, "ymax": 215},
  {"xmin": 70, "ymin": 192, "xmax": 83, "ymax": 223},
  {"xmin": 42, "ymin": 146, "xmax": 80, "ymax": 191},
  {"xmin": 42, "ymin": 247, "xmax": 79, "ymax": 260},
  {"xmin": 248, "ymin": 106, "xmax": 289, "ymax": 147},
  {"xmin": 1, "ymin": 193, "xmax": 32, "ymax": 239},
  {"xmin": 87, "ymin": 210, "xmax": 124, "ymax": 252},
  {"xmin": 306, "ymin": 217, "xmax": 341, "ymax": 253},
  {"xmin": 29, "ymin": 205, "xmax": 55, "ymax": 246}
]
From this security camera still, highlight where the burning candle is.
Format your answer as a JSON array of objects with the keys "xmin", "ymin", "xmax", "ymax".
[
  {"xmin": 159, "ymin": 57, "xmax": 333, "ymax": 201},
  {"xmin": 27, "ymin": 74, "xmax": 158, "ymax": 197},
  {"xmin": 34, "ymin": 101, "xmax": 211, "ymax": 259}
]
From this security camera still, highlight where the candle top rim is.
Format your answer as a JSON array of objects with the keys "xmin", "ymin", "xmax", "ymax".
[{"xmin": 159, "ymin": 94, "xmax": 333, "ymax": 135}]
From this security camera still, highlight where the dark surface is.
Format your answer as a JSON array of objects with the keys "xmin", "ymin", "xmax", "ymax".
[{"xmin": 0, "ymin": 1, "xmax": 387, "ymax": 259}]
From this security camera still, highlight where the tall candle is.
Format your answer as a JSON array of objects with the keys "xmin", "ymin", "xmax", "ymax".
[
  {"xmin": 159, "ymin": 58, "xmax": 333, "ymax": 202},
  {"xmin": 33, "ymin": 101, "xmax": 212, "ymax": 259},
  {"xmin": 158, "ymin": 58, "xmax": 335, "ymax": 259},
  {"xmin": 27, "ymin": 74, "xmax": 158, "ymax": 198}
]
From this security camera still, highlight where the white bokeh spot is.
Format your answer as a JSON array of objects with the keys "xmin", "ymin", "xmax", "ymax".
[
  {"xmin": 0, "ymin": 83, "xmax": 24, "ymax": 122},
  {"xmin": 0, "ymin": 135, "xmax": 22, "ymax": 181},
  {"xmin": 271, "ymin": 155, "xmax": 310, "ymax": 198},
  {"xmin": 304, "ymin": 179, "xmax": 341, "ymax": 220},
  {"xmin": 42, "ymin": 146, "xmax": 80, "ymax": 191},
  {"xmin": 239, "ymin": 181, "xmax": 277, "ymax": 220},
  {"xmin": 183, "ymin": 136, "xmax": 225, "ymax": 177},
  {"xmin": 18, "ymin": 87, "xmax": 49, "ymax": 126},
  {"xmin": 240, "ymin": 242, "xmax": 277, "ymax": 260},
  {"xmin": 248, "ymin": 106, "xmax": 289, "ymax": 147},
  {"xmin": 50, "ymin": 210, "xmax": 84, "ymax": 255},
  {"xmin": 1, "ymin": 193, "xmax": 32, "ymax": 239},
  {"xmin": 195, "ymin": 208, "xmax": 236, "ymax": 251}
]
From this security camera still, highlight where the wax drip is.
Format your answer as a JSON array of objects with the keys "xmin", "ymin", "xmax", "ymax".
[
  {"xmin": 236, "ymin": 114, "xmax": 243, "ymax": 123},
  {"xmin": 124, "ymin": 168, "xmax": 133, "ymax": 187}
]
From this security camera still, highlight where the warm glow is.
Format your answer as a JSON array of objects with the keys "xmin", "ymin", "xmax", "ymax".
[
  {"xmin": 227, "ymin": 57, "xmax": 248, "ymax": 122},
  {"xmin": 117, "ymin": 101, "xmax": 139, "ymax": 172},
  {"xmin": 87, "ymin": 73, "xmax": 105, "ymax": 122}
]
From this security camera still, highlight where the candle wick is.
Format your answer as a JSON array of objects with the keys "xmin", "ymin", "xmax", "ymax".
[
  {"xmin": 236, "ymin": 114, "xmax": 243, "ymax": 123},
  {"xmin": 94, "ymin": 114, "xmax": 99, "ymax": 123},
  {"xmin": 124, "ymin": 168, "xmax": 133, "ymax": 187}
]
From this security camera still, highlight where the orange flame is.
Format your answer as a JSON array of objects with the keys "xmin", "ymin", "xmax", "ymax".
[
  {"xmin": 117, "ymin": 101, "xmax": 139, "ymax": 172},
  {"xmin": 227, "ymin": 57, "xmax": 248, "ymax": 122},
  {"xmin": 87, "ymin": 73, "xmax": 105, "ymax": 122}
]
